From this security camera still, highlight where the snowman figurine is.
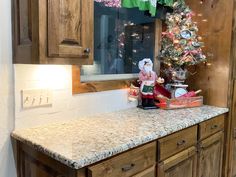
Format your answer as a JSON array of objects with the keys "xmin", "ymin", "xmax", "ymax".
[{"xmin": 138, "ymin": 58, "xmax": 157, "ymax": 109}]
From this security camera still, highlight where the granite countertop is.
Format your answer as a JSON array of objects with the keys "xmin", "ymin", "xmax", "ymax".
[{"xmin": 12, "ymin": 105, "xmax": 228, "ymax": 170}]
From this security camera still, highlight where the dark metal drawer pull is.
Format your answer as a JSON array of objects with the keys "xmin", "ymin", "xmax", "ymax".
[
  {"xmin": 122, "ymin": 163, "xmax": 135, "ymax": 172},
  {"xmin": 211, "ymin": 124, "xmax": 218, "ymax": 129},
  {"xmin": 84, "ymin": 48, "xmax": 91, "ymax": 54},
  {"xmin": 177, "ymin": 140, "xmax": 186, "ymax": 146}
]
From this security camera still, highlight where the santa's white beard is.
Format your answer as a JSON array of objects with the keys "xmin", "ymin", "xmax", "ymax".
[{"xmin": 144, "ymin": 66, "xmax": 152, "ymax": 73}]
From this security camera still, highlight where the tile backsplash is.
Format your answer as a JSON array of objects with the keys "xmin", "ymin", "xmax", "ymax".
[{"xmin": 14, "ymin": 64, "xmax": 137, "ymax": 129}]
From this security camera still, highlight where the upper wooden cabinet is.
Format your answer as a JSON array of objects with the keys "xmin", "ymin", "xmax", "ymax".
[{"xmin": 12, "ymin": 0, "xmax": 94, "ymax": 65}]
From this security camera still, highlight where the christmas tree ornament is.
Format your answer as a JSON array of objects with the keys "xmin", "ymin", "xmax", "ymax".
[{"xmin": 160, "ymin": 0, "xmax": 207, "ymax": 87}]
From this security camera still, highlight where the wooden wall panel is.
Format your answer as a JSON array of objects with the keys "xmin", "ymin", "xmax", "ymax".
[{"xmin": 186, "ymin": 0, "xmax": 234, "ymax": 107}]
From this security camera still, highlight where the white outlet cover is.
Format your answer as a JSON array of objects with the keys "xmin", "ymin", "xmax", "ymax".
[{"xmin": 22, "ymin": 89, "xmax": 53, "ymax": 109}]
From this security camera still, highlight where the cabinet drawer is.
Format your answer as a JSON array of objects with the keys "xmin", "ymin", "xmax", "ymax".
[
  {"xmin": 199, "ymin": 115, "xmax": 224, "ymax": 140},
  {"xmin": 132, "ymin": 166, "xmax": 155, "ymax": 177},
  {"xmin": 158, "ymin": 126, "xmax": 197, "ymax": 161},
  {"xmin": 88, "ymin": 142, "xmax": 156, "ymax": 177}
]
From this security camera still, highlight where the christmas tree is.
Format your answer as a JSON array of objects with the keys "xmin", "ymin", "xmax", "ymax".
[{"xmin": 160, "ymin": 1, "xmax": 207, "ymax": 68}]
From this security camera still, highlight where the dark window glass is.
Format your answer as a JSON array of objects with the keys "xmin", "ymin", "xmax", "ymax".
[{"xmin": 81, "ymin": 2, "xmax": 155, "ymax": 77}]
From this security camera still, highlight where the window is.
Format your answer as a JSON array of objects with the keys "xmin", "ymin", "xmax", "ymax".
[{"xmin": 81, "ymin": 2, "xmax": 156, "ymax": 82}]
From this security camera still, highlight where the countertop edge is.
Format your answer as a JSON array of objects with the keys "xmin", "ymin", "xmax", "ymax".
[{"xmin": 11, "ymin": 107, "xmax": 229, "ymax": 170}]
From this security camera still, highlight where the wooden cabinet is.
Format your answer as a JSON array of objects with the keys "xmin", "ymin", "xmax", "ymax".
[
  {"xmin": 132, "ymin": 166, "xmax": 155, "ymax": 177},
  {"xmin": 158, "ymin": 147, "xmax": 197, "ymax": 177},
  {"xmin": 88, "ymin": 142, "xmax": 156, "ymax": 177},
  {"xmin": 198, "ymin": 115, "xmax": 224, "ymax": 140},
  {"xmin": 230, "ymin": 81, "xmax": 236, "ymax": 177},
  {"xmin": 12, "ymin": 0, "xmax": 94, "ymax": 65},
  {"xmin": 232, "ymin": 137, "xmax": 236, "ymax": 177},
  {"xmin": 157, "ymin": 127, "xmax": 198, "ymax": 177},
  {"xmin": 13, "ymin": 115, "xmax": 226, "ymax": 177},
  {"xmin": 158, "ymin": 126, "xmax": 197, "ymax": 161},
  {"xmin": 14, "ymin": 142, "xmax": 79, "ymax": 177},
  {"xmin": 198, "ymin": 131, "xmax": 224, "ymax": 177},
  {"xmin": 157, "ymin": 116, "xmax": 225, "ymax": 177}
]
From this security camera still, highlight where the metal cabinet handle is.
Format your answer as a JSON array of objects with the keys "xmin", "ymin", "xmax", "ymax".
[
  {"xmin": 177, "ymin": 140, "xmax": 186, "ymax": 146},
  {"xmin": 121, "ymin": 163, "xmax": 135, "ymax": 172},
  {"xmin": 211, "ymin": 124, "xmax": 218, "ymax": 129},
  {"xmin": 84, "ymin": 48, "xmax": 91, "ymax": 54}
]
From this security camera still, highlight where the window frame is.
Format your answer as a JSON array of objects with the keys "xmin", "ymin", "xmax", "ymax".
[{"xmin": 72, "ymin": 20, "xmax": 162, "ymax": 94}]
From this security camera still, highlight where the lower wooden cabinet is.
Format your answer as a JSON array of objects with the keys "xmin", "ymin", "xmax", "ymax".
[
  {"xmin": 14, "ymin": 142, "xmax": 79, "ymax": 177},
  {"xmin": 232, "ymin": 139, "xmax": 236, "ymax": 177},
  {"xmin": 88, "ymin": 142, "xmax": 156, "ymax": 177},
  {"xmin": 157, "ymin": 116, "xmax": 225, "ymax": 177},
  {"xmin": 158, "ymin": 147, "xmax": 197, "ymax": 177},
  {"xmin": 198, "ymin": 131, "xmax": 224, "ymax": 177}
]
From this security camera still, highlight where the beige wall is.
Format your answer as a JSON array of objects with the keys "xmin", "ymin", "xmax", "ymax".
[{"xmin": 14, "ymin": 65, "xmax": 137, "ymax": 129}]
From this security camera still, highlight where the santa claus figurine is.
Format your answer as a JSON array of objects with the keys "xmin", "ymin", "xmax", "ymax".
[{"xmin": 138, "ymin": 58, "xmax": 157, "ymax": 109}]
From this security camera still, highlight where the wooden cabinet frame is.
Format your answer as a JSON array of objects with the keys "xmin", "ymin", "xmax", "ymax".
[
  {"xmin": 72, "ymin": 20, "xmax": 162, "ymax": 94},
  {"xmin": 12, "ymin": 0, "xmax": 94, "ymax": 65}
]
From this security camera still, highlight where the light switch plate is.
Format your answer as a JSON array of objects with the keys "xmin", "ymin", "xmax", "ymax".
[{"xmin": 22, "ymin": 89, "xmax": 53, "ymax": 109}]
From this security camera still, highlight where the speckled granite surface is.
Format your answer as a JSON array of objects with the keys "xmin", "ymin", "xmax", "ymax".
[{"xmin": 12, "ymin": 105, "xmax": 228, "ymax": 169}]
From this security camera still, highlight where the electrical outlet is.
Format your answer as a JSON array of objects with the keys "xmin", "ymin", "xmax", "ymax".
[{"xmin": 22, "ymin": 89, "xmax": 53, "ymax": 109}]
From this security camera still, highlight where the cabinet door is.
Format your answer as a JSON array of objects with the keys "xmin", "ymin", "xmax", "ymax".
[
  {"xmin": 19, "ymin": 151, "xmax": 69, "ymax": 177},
  {"xmin": 47, "ymin": 0, "xmax": 93, "ymax": 59},
  {"xmin": 15, "ymin": 142, "xmax": 77, "ymax": 177},
  {"xmin": 232, "ymin": 139, "xmax": 236, "ymax": 177},
  {"xmin": 12, "ymin": 0, "xmax": 36, "ymax": 63},
  {"xmin": 231, "ymin": 80, "xmax": 236, "ymax": 177},
  {"xmin": 158, "ymin": 147, "xmax": 197, "ymax": 177},
  {"xmin": 198, "ymin": 131, "xmax": 224, "ymax": 177}
]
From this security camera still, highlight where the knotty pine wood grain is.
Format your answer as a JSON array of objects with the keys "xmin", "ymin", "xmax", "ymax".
[
  {"xmin": 158, "ymin": 126, "xmax": 198, "ymax": 161},
  {"xmin": 13, "ymin": 139, "xmax": 84, "ymax": 177},
  {"xmin": 88, "ymin": 142, "xmax": 156, "ymax": 177},
  {"xmin": 184, "ymin": 2, "xmax": 234, "ymax": 175},
  {"xmin": 228, "ymin": 81, "xmax": 236, "ymax": 177},
  {"xmin": 13, "ymin": 0, "xmax": 94, "ymax": 65},
  {"xmin": 158, "ymin": 146, "xmax": 197, "ymax": 177},
  {"xmin": 228, "ymin": 0, "xmax": 236, "ymax": 176},
  {"xmin": 185, "ymin": 0, "xmax": 234, "ymax": 107},
  {"xmin": 132, "ymin": 166, "xmax": 155, "ymax": 177},
  {"xmin": 198, "ymin": 131, "xmax": 224, "ymax": 177},
  {"xmin": 72, "ymin": 65, "xmax": 133, "ymax": 94},
  {"xmin": 199, "ymin": 115, "xmax": 225, "ymax": 141}
]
